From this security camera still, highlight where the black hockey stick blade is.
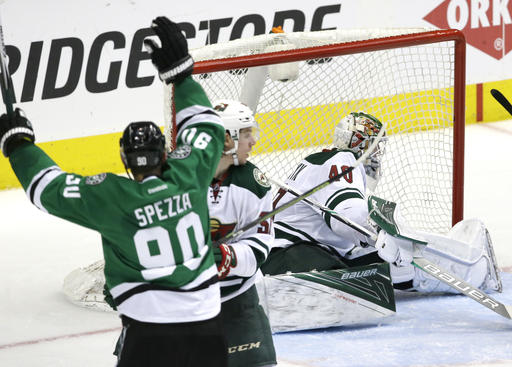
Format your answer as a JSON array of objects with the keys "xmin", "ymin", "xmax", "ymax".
[
  {"xmin": 413, "ymin": 257, "xmax": 512, "ymax": 320},
  {"xmin": 490, "ymin": 89, "xmax": 512, "ymax": 117}
]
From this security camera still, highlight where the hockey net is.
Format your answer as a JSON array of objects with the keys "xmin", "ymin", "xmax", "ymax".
[
  {"xmin": 180, "ymin": 27, "xmax": 465, "ymax": 234},
  {"xmin": 64, "ymin": 28, "xmax": 465, "ymax": 310}
]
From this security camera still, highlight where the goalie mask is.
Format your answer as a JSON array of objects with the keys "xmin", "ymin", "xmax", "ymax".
[
  {"xmin": 333, "ymin": 112, "xmax": 384, "ymax": 154},
  {"xmin": 213, "ymin": 99, "xmax": 257, "ymax": 166},
  {"xmin": 333, "ymin": 112, "xmax": 387, "ymax": 191},
  {"xmin": 120, "ymin": 121, "xmax": 166, "ymax": 174}
]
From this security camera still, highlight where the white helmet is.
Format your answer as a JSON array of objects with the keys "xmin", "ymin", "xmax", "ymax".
[
  {"xmin": 333, "ymin": 112, "xmax": 384, "ymax": 154},
  {"xmin": 213, "ymin": 99, "xmax": 257, "ymax": 165},
  {"xmin": 333, "ymin": 112, "xmax": 386, "ymax": 191}
]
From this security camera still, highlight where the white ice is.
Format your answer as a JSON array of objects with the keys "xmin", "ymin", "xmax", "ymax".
[{"xmin": 1, "ymin": 120, "xmax": 512, "ymax": 367}]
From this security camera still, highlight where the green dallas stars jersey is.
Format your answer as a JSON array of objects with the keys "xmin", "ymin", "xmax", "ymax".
[
  {"xmin": 208, "ymin": 161, "xmax": 274, "ymax": 301},
  {"xmin": 8, "ymin": 77, "xmax": 225, "ymax": 323}
]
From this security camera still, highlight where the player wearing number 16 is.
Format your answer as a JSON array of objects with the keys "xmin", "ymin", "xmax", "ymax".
[{"xmin": 0, "ymin": 16, "xmax": 227, "ymax": 367}]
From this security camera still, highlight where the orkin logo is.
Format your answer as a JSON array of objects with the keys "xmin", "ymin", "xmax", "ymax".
[{"xmin": 424, "ymin": 0, "xmax": 512, "ymax": 60}]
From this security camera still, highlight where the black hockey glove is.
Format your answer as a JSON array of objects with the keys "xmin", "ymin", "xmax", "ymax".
[
  {"xmin": 0, "ymin": 108, "xmax": 35, "ymax": 157},
  {"xmin": 143, "ymin": 16, "xmax": 193, "ymax": 84}
]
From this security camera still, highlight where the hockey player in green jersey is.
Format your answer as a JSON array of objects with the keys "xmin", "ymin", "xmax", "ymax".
[
  {"xmin": 63, "ymin": 99, "xmax": 278, "ymax": 362},
  {"xmin": 262, "ymin": 111, "xmax": 502, "ymax": 296},
  {"xmin": 0, "ymin": 16, "xmax": 228, "ymax": 367},
  {"xmin": 210, "ymin": 100, "xmax": 277, "ymax": 367}
]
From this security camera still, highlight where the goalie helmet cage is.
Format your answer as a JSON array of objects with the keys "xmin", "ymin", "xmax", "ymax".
[{"xmin": 165, "ymin": 28, "xmax": 465, "ymax": 234}]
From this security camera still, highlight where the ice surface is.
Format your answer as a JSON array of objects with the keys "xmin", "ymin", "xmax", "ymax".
[
  {"xmin": 1, "ymin": 120, "xmax": 511, "ymax": 367},
  {"xmin": 274, "ymin": 273, "xmax": 512, "ymax": 367}
]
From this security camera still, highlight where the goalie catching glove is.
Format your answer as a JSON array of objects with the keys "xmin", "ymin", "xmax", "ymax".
[
  {"xmin": 0, "ymin": 108, "xmax": 35, "ymax": 157},
  {"xmin": 213, "ymin": 243, "xmax": 237, "ymax": 279},
  {"xmin": 144, "ymin": 16, "xmax": 194, "ymax": 84}
]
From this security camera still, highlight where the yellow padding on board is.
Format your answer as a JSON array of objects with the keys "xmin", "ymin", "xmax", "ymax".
[
  {"xmin": 0, "ymin": 132, "xmax": 124, "ymax": 190},
  {"xmin": 482, "ymin": 80, "xmax": 512, "ymax": 122},
  {"xmin": 253, "ymin": 88, "xmax": 454, "ymax": 154},
  {"xmin": 1, "ymin": 80, "xmax": 511, "ymax": 190}
]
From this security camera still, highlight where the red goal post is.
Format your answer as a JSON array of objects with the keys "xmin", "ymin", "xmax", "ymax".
[{"xmin": 165, "ymin": 28, "xmax": 466, "ymax": 234}]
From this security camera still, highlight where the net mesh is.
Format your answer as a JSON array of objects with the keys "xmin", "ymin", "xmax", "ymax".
[
  {"xmin": 63, "ymin": 29, "xmax": 464, "ymax": 311},
  {"xmin": 165, "ymin": 28, "xmax": 462, "ymax": 234}
]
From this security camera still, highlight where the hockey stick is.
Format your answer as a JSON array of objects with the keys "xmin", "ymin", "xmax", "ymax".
[
  {"xmin": 490, "ymin": 89, "xmax": 512, "ymax": 117},
  {"xmin": 272, "ymin": 179, "xmax": 512, "ymax": 320},
  {"xmin": 212, "ymin": 122, "xmax": 387, "ymax": 246},
  {"xmin": 269, "ymin": 176, "xmax": 376, "ymax": 242},
  {"xmin": 412, "ymin": 257, "xmax": 511, "ymax": 319},
  {"xmin": 0, "ymin": 8, "xmax": 15, "ymax": 116},
  {"xmin": 212, "ymin": 166, "xmax": 359, "ymax": 247}
]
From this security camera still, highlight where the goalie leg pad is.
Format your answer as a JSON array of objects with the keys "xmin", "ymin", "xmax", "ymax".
[
  {"xmin": 62, "ymin": 259, "xmax": 116, "ymax": 312},
  {"xmin": 256, "ymin": 263, "xmax": 396, "ymax": 333},
  {"xmin": 412, "ymin": 218, "xmax": 502, "ymax": 293}
]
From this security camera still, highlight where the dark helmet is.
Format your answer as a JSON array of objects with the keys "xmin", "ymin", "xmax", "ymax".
[{"xmin": 120, "ymin": 121, "xmax": 166, "ymax": 170}]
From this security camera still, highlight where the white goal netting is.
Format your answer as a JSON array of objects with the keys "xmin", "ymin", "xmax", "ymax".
[
  {"xmin": 179, "ymin": 28, "xmax": 465, "ymax": 234},
  {"xmin": 65, "ymin": 28, "xmax": 466, "ymax": 310}
]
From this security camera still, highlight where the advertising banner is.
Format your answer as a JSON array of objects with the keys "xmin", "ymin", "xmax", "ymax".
[{"xmin": 1, "ymin": 0, "xmax": 511, "ymax": 189}]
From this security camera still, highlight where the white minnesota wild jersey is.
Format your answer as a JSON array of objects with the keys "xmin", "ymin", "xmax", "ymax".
[
  {"xmin": 208, "ymin": 161, "xmax": 274, "ymax": 302},
  {"xmin": 273, "ymin": 148, "xmax": 370, "ymax": 256}
]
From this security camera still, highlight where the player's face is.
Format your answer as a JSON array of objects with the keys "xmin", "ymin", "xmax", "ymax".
[{"xmin": 236, "ymin": 127, "xmax": 257, "ymax": 164}]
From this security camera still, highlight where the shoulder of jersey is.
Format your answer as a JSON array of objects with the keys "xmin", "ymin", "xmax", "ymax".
[
  {"xmin": 82, "ymin": 173, "xmax": 109, "ymax": 186},
  {"xmin": 229, "ymin": 161, "xmax": 271, "ymax": 198},
  {"xmin": 305, "ymin": 148, "xmax": 358, "ymax": 165},
  {"xmin": 81, "ymin": 173, "xmax": 134, "ymax": 189}
]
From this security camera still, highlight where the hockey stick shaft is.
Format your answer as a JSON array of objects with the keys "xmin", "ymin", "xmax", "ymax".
[
  {"xmin": 273, "ymin": 179, "xmax": 512, "ymax": 320},
  {"xmin": 212, "ymin": 120, "xmax": 387, "ymax": 246},
  {"xmin": 213, "ymin": 165, "xmax": 358, "ymax": 246},
  {"xmin": 269, "ymin": 176, "xmax": 378, "ymax": 242},
  {"xmin": 490, "ymin": 89, "xmax": 512, "ymax": 117},
  {"xmin": 0, "ymin": 9, "xmax": 15, "ymax": 115}
]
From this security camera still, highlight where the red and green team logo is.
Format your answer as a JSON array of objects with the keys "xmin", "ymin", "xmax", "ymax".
[{"xmin": 210, "ymin": 218, "xmax": 236, "ymax": 241}]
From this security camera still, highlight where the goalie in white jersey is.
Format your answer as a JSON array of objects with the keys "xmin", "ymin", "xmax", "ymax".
[
  {"xmin": 210, "ymin": 100, "xmax": 276, "ymax": 367},
  {"xmin": 261, "ymin": 112, "xmax": 502, "ymax": 295}
]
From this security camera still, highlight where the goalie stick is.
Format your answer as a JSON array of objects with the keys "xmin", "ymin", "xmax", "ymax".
[
  {"xmin": 212, "ymin": 121, "xmax": 387, "ymax": 246},
  {"xmin": 0, "ymin": 8, "xmax": 15, "ymax": 116},
  {"xmin": 268, "ymin": 176, "xmax": 376, "ymax": 244},
  {"xmin": 490, "ymin": 89, "xmax": 512, "ymax": 117},
  {"xmin": 271, "ymin": 178, "xmax": 512, "ymax": 320}
]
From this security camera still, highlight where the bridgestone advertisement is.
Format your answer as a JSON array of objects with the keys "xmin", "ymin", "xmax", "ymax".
[{"xmin": 0, "ymin": 0, "xmax": 511, "ymax": 189}]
